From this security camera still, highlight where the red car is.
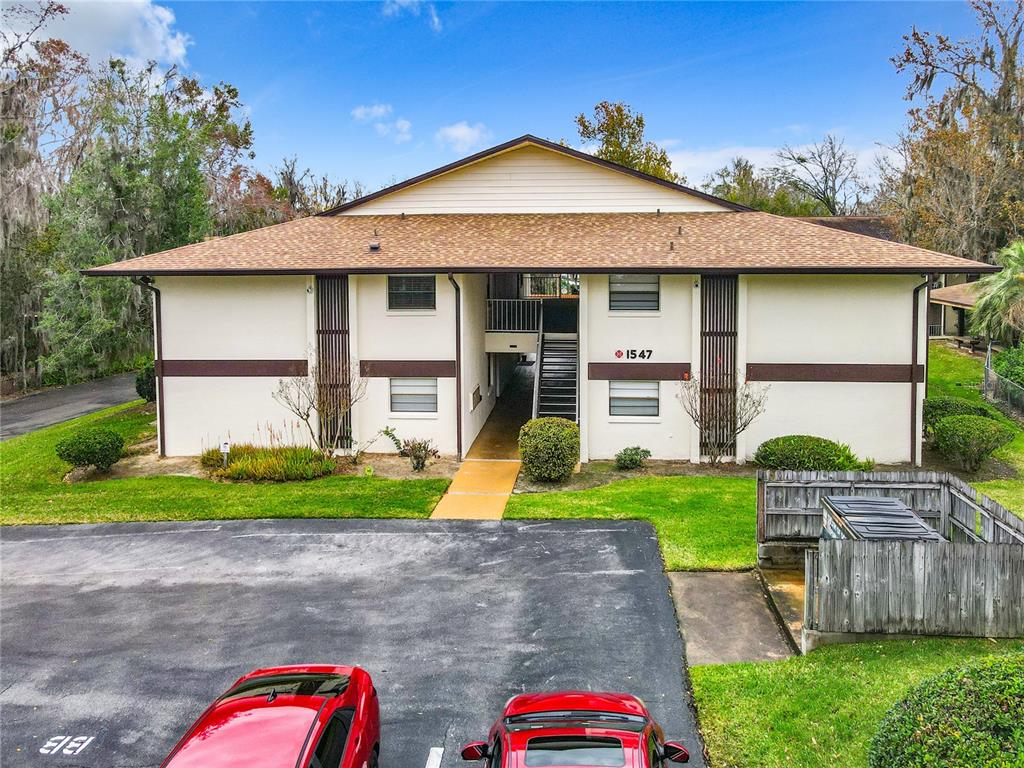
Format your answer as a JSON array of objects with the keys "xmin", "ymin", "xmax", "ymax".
[
  {"xmin": 160, "ymin": 665, "xmax": 381, "ymax": 768},
  {"xmin": 460, "ymin": 691, "xmax": 689, "ymax": 767}
]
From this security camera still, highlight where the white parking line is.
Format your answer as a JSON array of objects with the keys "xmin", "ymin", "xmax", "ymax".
[
  {"xmin": 424, "ymin": 746, "xmax": 444, "ymax": 768},
  {"xmin": 2, "ymin": 526, "xmax": 222, "ymax": 545}
]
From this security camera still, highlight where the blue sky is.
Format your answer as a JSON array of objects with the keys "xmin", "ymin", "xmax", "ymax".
[{"xmin": 52, "ymin": 1, "xmax": 980, "ymax": 190}]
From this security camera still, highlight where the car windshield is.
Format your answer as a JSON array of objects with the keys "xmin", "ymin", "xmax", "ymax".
[
  {"xmin": 524, "ymin": 736, "xmax": 625, "ymax": 767},
  {"xmin": 220, "ymin": 673, "xmax": 350, "ymax": 702}
]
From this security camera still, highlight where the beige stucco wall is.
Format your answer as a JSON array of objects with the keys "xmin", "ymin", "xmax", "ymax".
[
  {"xmin": 351, "ymin": 274, "xmax": 459, "ymax": 455},
  {"xmin": 459, "ymin": 273, "xmax": 497, "ymax": 452},
  {"xmin": 342, "ymin": 145, "xmax": 729, "ymax": 215},
  {"xmin": 582, "ymin": 274, "xmax": 697, "ymax": 461},
  {"xmin": 742, "ymin": 274, "xmax": 926, "ymax": 464},
  {"xmin": 155, "ymin": 275, "xmax": 314, "ymax": 456}
]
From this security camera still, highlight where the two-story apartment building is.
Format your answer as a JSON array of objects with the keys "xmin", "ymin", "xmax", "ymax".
[{"xmin": 86, "ymin": 135, "xmax": 995, "ymax": 464}]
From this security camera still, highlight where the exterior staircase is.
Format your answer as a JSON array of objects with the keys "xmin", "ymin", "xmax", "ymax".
[{"xmin": 535, "ymin": 332, "xmax": 579, "ymax": 421}]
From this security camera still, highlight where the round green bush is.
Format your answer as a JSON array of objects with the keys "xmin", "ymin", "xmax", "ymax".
[
  {"xmin": 923, "ymin": 395, "xmax": 994, "ymax": 435},
  {"xmin": 932, "ymin": 414, "xmax": 1014, "ymax": 472},
  {"xmin": 135, "ymin": 362, "xmax": 156, "ymax": 402},
  {"xmin": 518, "ymin": 417, "xmax": 580, "ymax": 483},
  {"xmin": 753, "ymin": 434, "xmax": 866, "ymax": 471},
  {"xmin": 615, "ymin": 446, "xmax": 651, "ymax": 471},
  {"xmin": 868, "ymin": 653, "xmax": 1024, "ymax": 768},
  {"xmin": 55, "ymin": 427, "xmax": 124, "ymax": 471}
]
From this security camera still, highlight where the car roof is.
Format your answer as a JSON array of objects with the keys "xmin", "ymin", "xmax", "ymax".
[
  {"xmin": 504, "ymin": 691, "xmax": 649, "ymax": 719},
  {"xmin": 163, "ymin": 666, "xmax": 360, "ymax": 768}
]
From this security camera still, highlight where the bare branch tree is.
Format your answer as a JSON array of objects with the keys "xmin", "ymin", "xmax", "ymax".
[
  {"xmin": 274, "ymin": 156, "xmax": 365, "ymax": 215},
  {"xmin": 272, "ymin": 359, "xmax": 367, "ymax": 458},
  {"xmin": 677, "ymin": 377, "xmax": 769, "ymax": 465},
  {"xmin": 774, "ymin": 135, "xmax": 869, "ymax": 215}
]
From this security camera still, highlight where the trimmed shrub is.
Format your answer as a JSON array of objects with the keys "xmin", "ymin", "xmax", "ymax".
[
  {"xmin": 200, "ymin": 444, "xmax": 335, "ymax": 481},
  {"xmin": 923, "ymin": 395, "xmax": 995, "ymax": 435},
  {"xmin": 518, "ymin": 417, "xmax": 580, "ymax": 483},
  {"xmin": 932, "ymin": 414, "xmax": 1014, "ymax": 472},
  {"xmin": 994, "ymin": 344, "xmax": 1024, "ymax": 388},
  {"xmin": 867, "ymin": 652, "xmax": 1024, "ymax": 768},
  {"xmin": 402, "ymin": 438, "xmax": 438, "ymax": 471},
  {"xmin": 615, "ymin": 446, "xmax": 651, "ymax": 471},
  {"xmin": 55, "ymin": 427, "xmax": 124, "ymax": 471},
  {"xmin": 135, "ymin": 362, "xmax": 156, "ymax": 402},
  {"xmin": 753, "ymin": 435, "xmax": 866, "ymax": 471}
]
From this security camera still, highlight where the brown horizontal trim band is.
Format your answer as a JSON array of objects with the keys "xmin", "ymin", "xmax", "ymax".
[
  {"xmin": 360, "ymin": 359, "xmax": 457, "ymax": 377},
  {"xmin": 82, "ymin": 266, "xmax": 994, "ymax": 277},
  {"xmin": 589, "ymin": 362, "xmax": 691, "ymax": 380},
  {"xmin": 157, "ymin": 359, "xmax": 308, "ymax": 377},
  {"xmin": 746, "ymin": 363, "xmax": 925, "ymax": 383}
]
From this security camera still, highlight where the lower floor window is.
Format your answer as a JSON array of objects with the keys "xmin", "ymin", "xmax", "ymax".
[
  {"xmin": 609, "ymin": 380, "xmax": 659, "ymax": 417},
  {"xmin": 390, "ymin": 377, "xmax": 438, "ymax": 413}
]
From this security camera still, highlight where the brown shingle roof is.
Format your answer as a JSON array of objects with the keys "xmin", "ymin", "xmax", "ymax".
[
  {"xmin": 930, "ymin": 281, "xmax": 980, "ymax": 309},
  {"xmin": 83, "ymin": 211, "xmax": 996, "ymax": 276},
  {"xmin": 796, "ymin": 216, "xmax": 899, "ymax": 242}
]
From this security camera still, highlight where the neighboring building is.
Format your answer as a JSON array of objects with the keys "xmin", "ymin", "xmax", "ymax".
[
  {"xmin": 929, "ymin": 280, "xmax": 980, "ymax": 338},
  {"xmin": 86, "ymin": 135, "xmax": 995, "ymax": 465}
]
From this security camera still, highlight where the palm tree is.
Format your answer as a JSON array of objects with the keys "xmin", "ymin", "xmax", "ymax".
[{"xmin": 970, "ymin": 240, "xmax": 1024, "ymax": 343}]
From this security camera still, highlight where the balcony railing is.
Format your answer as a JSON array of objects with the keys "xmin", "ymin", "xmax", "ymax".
[{"xmin": 486, "ymin": 299, "xmax": 542, "ymax": 331}]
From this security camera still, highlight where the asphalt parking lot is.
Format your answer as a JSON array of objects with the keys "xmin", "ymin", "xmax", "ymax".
[{"xmin": 1, "ymin": 518, "xmax": 705, "ymax": 768}]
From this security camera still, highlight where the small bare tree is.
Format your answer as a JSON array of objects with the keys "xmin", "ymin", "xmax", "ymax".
[
  {"xmin": 774, "ymin": 135, "xmax": 869, "ymax": 215},
  {"xmin": 677, "ymin": 377, "xmax": 769, "ymax": 465},
  {"xmin": 273, "ymin": 359, "xmax": 367, "ymax": 458}
]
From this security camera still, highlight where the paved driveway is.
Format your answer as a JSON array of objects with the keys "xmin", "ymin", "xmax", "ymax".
[
  {"xmin": 0, "ymin": 373, "xmax": 137, "ymax": 439},
  {"xmin": 0, "ymin": 519, "xmax": 705, "ymax": 768}
]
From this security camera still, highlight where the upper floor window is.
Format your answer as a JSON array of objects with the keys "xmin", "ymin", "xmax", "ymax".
[
  {"xmin": 388, "ymin": 275, "xmax": 435, "ymax": 310},
  {"xmin": 609, "ymin": 274, "xmax": 659, "ymax": 311}
]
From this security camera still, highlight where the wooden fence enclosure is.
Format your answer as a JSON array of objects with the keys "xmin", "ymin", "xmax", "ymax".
[
  {"xmin": 804, "ymin": 540, "xmax": 1024, "ymax": 646},
  {"xmin": 754, "ymin": 470, "xmax": 1024, "ymax": 649}
]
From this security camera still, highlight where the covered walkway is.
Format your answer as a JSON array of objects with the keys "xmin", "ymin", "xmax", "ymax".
[{"xmin": 431, "ymin": 364, "xmax": 533, "ymax": 519}]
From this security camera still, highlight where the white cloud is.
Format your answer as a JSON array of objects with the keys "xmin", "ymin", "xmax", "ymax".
[
  {"xmin": 352, "ymin": 103, "xmax": 393, "ymax": 122},
  {"xmin": 435, "ymin": 121, "xmax": 492, "ymax": 154},
  {"xmin": 24, "ymin": 0, "xmax": 192, "ymax": 66},
  {"xmin": 353, "ymin": 104, "xmax": 411, "ymax": 143},
  {"xmin": 382, "ymin": 0, "xmax": 442, "ymax": 32}
]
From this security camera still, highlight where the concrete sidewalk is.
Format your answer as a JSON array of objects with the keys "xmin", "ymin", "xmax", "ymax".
[
  {"xmin": 669, "ymin": 571, "xmax": 793, "ymax": 666},
  {"xmin": 432, "ymin": 365, "xmax": 532, "ymax": 520}
]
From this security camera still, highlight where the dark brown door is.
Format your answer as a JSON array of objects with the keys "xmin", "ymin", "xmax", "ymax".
[
  {"xmin": 316, "ymin": 275, "xmax": 352, "ymax": 449},
  {"xmin": 700, "ymin": 275, "xmax": 738, "ymax": 456}
]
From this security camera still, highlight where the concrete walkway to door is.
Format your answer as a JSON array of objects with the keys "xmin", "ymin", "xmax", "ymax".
[{"xmin": 431, "ymin": 364, "xmax": 532, "ymax": 520}]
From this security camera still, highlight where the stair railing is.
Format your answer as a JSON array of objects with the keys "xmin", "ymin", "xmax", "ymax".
[
  {"xmin": 574, "ymin": 332, "xmax": 580, "ymax": 424},
  {"xmin": 532, "ymin": 309, "xmax": 543, "ymax": 419}
]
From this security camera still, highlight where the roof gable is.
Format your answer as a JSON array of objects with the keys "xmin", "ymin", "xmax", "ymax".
[{"xmin": 326, "ymin": 135, "xmax": 746, "ymax": 215}]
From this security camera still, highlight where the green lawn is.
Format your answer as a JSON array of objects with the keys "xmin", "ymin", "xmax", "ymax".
[
  {"xmin": 928, "ymin": 342, "xmax": 1024, "ymax": 511},
  {"xmin": 0, "ymin": 401, "xmax": 448, "ymax": 525},
  {"xmin": 506, "ymin": 475, "xmax": 757, "ymax": 571},
  {"xmin": 690, "ymin": 638, "xmax": 1024, "ymax": 768}
]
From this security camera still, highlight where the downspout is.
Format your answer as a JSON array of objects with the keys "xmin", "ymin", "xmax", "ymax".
[
  {"xmin": 134, "ymin": 276, "xmax": 166, "ymax": 457},
  {"xmin": 447, "ymin": 273, "xmax": 463, "ymax": 461},
  {"xmin": 910, "ymin": 276, "xmax": 930, "ymax": 466}
]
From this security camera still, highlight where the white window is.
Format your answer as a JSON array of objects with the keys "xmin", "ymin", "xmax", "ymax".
[
  {"xmin": 609, "ymin": 274, "xmax": 659, "ymax": 311},
  {"xmin": 609, "ymin": 380, "xmax": 659, "ymax": 417},
  {"xmin": 388, "ymin": 275, "xmax": 435, "ymax": 310},
  {"xmin": 390, "ymin": 378, "xmax": 438, "ymax": 413}
]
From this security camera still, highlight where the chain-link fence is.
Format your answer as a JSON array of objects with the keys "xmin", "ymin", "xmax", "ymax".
[{"xmin": 984, "ymin": 355, "xmax": 1024, "ymax": 415}]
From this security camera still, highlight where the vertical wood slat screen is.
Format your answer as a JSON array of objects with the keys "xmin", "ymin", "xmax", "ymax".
[
  {"xmin": 700, "ymin": 275, "xmax": 738, "ymax": 456},
  {"xmin": 316, "ymin": 276, "xmax": 352, "ymax": 449}
]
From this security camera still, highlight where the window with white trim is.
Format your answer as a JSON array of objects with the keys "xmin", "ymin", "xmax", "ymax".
[
  {"xmin": 609, "ymin": 274, "xmax": 659, "ymax": 311},
  {"xmin": 390, "ymin": 378, "xmax": 438, "ymax": 413},
  {"xmin": 609, "ymin": 380, "xmax": 659, "ymax": 417},
  {"xmin": 387, "ymin": 275, "xmax": 435, "ymax": 310}
]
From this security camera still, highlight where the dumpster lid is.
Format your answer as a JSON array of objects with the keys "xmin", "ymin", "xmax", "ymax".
[{"xmin": 822, "ymin": 496, "xmax": 945, "ymax": 541}]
